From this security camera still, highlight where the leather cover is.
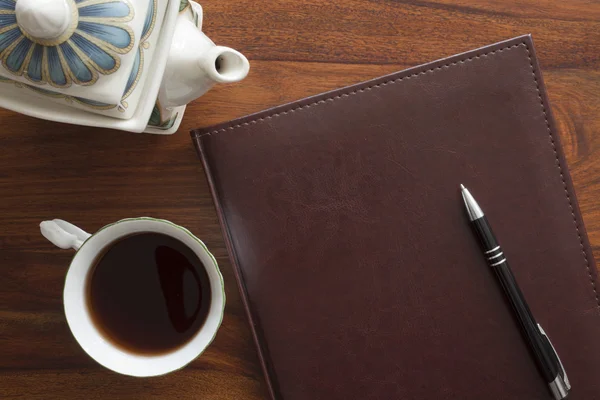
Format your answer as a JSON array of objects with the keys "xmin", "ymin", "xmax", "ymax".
[{"xmin": 191, "ymin": 35, "xmax": 600, "ymax": 399}]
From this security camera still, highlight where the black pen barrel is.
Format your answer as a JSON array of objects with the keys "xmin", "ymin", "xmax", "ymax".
[{"xmin": 471, "ymin": 216, "xmax": 559, "ymax": 383}]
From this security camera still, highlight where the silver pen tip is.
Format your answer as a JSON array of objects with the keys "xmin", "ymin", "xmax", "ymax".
[{"xmin": 460, "ymin": 184, "xmax": 485, "ymax": 221}]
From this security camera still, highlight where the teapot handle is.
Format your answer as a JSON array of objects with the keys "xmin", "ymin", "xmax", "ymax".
[{"xmin": 40, "ymin": 219, "xmax": 92, "ymax": 251}]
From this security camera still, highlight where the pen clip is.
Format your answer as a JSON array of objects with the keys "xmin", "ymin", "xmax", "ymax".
[{"xmin": 537, "ymin": 323, "xmax": 571, "ymax": 390}]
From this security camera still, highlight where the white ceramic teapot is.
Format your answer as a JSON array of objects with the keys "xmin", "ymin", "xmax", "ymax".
[{"xmin": 0, "ymin": 0, "xmax": 249, "ymax": 134}]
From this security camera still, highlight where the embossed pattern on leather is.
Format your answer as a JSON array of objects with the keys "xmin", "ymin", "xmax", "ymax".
[{"xmin": 192, "ymin": 35, "xmax": 600, "ymax": 400}]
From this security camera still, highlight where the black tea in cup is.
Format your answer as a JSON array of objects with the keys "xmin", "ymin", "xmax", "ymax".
[{"xmin": 87, "ymin": 232, "xmax": 212, "ymax": 355}]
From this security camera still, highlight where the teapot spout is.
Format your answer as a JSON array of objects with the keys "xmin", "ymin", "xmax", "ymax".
[
  {"xmin": 160, "ymin": 16, "xmax": 249, "ymax": 109},
  {"xmin": 200, "ymin": 46, "xmax": 249, "ymax": 84}
]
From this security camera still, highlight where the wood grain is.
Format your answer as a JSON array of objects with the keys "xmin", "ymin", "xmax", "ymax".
[{"xmin": 0, "ymin": 0, "xmax": 599, "ymax": 398}]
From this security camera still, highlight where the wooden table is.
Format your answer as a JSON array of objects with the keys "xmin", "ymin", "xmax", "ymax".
[{"xmin": 1, "ymin": 1, "xmax": 599, "ymax": 398}]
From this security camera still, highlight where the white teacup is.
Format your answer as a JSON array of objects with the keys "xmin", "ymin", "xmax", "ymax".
[{"xmin": 39, "ymin": 217, "xmax": 225, "ymax": 377}]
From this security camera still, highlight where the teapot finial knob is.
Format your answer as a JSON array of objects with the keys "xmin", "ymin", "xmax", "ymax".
[{"xmin": 15, "ymin": 0, "xmax": 73, "ymax": 42}]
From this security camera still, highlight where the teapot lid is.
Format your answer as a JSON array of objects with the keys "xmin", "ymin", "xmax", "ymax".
[{"xmin": 0, "ymin": 0, "xmax": 155, "ymax": 104}]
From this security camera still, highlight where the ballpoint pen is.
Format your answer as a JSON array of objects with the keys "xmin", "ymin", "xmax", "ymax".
[{"xmin": 460, "ymin": 184, "xmax": 570, "ymax": 400}]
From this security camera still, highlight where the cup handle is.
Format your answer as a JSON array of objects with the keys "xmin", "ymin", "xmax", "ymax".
[{"xmin": 40, "ymin": 219, "xmax": 92, "ymax": 251}]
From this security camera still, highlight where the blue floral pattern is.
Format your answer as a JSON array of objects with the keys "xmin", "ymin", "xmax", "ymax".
[
  {"xmin": 121, "ymin": 0, "xmax": 154, "ymax": 105},
  {"xmin": 76, "ymin": 0, "xmax": 156, "ymax": 110},
  {"xmin": 0, "ymin": 0, "xmax": 156, "ymax": 113},
  {"xmin": 0, "ymin": 0, "xmax": 135, "ymax": 88}
]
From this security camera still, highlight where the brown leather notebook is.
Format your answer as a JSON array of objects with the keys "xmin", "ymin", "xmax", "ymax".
[{"xmin": 191, "ymin": 35, "xmax": 600, "ymax": 399}]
